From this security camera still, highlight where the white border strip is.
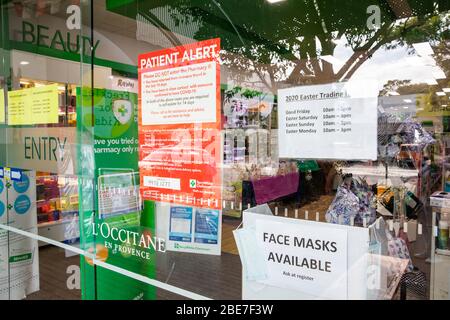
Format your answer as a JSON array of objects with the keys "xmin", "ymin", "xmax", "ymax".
[{"xmin": 0, "ymin": 223, "xmax": 211, "ymax": 300}]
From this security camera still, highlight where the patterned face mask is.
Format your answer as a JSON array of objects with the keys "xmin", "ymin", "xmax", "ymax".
[{"xmin": 396, "ymin": 117, "xmax": 436, "ymax": 150}]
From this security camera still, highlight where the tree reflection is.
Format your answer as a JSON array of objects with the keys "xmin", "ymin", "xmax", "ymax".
[{"xmin": 141, "ymin": 0, "xmax": 450, "ymax": 92}]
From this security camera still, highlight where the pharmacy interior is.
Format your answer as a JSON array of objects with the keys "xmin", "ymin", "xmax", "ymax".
[{"xmin": 0, "ymin": 0, "xmax": 450, "ymax": 300}]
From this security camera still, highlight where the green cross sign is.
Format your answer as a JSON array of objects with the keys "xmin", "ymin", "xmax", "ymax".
[{"xmin": 118, "ymin": 105, "xmax": 128, "ymax": 117}]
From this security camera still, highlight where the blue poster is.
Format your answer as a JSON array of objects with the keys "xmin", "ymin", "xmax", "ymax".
[
  {"xmin": 0, "ymin": 179, "xmax": 4, "ymax": 218},
  {"xmin": 14, "ymin": 194, "xmax": 31, "ymax": 215},
  {"xmin": 169, "ymin": 207, "xmax": 193, "ymax": 242},
  {"xmin": 13, "ymin": 173, "xmax": 30, "ymax": 193},
  {"xmin": 194, "ymin": 209, "xmax": 219, "ymax": 244},
  {"xmin": 0, "ymin": 201, "xmax": 4, "ymax": 218}
]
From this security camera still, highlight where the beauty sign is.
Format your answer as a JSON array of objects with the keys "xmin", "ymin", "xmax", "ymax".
[
  {"xmin": 255, "ymin": 219, "xmax": 348, "ymax": 299},
  {"xmin": 138, "ymin": 38, "xmax": 222, "ymax": 209}
]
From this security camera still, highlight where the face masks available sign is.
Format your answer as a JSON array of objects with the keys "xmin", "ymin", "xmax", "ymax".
[
  {"xmin": 255, "ymin": 219, "xmax": 348, "ymax": 299},
  {"xmin": 138, "ymin": 39, "xmax": 222, "ymax": 209}
]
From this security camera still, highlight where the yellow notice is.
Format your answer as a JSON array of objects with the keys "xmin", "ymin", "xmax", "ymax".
[
  {"xmin": 30, "ymin": 84, "xmax": 59, "ymax": 124},
  {"xmin": 8, "ymin": 84, "xmax": 59, "ymax": 125},
  {"xmin": 8, "ymin": 89, "xmax": 30, "ymax": 125},
  {"xmin": 0, "ymin": 89, "xmax": 5, "ymax": 123}
]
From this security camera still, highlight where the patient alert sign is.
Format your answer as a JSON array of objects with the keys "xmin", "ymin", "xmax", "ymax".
[{"xmin": 138, "ymin": 39, "xmax": 222, "ymax": 209}]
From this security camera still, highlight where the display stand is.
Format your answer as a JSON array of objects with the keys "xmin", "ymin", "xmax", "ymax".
[
  {"xmin": 0, "ymin": 170, "xmax": 39, "ymax": 299},
  {"xmin": 37, "ymin": 216, "xmax": 79, "ymax": 247},
  {"xmin": 242, "ymin": 172, "xmax": 299, "ymax": 207},
  {"xmin": 36, "ymin": 174, "xmax": 79, "ymax": 246},
  {"xmin": 429, "ymin": 195, "xmax": 450, "ymax": 299}
]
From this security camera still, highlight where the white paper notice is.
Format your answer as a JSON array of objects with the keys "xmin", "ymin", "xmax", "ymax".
[
  {"xmin": 141, "ymin": 61, "xmax": 216, "ymax": 125},
  {"xmin": 278, "ymin": 82, "xmax": 377, "ymax": 160},
  {"xmin": 171, "ymin": 218, "xmax": 192, "ymax": 234},
  {"xmin": 255, "ymin": 219, "xmax": 348, "ymax": 299}
]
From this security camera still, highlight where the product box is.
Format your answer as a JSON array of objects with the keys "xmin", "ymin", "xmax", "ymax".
[
  {"xmin": 430, "ymin": 191, "xmax": 450, "ymax": 209},
  {"xmin": 407, "ymin": 219, "xmax": 418, "ymax": 242}
]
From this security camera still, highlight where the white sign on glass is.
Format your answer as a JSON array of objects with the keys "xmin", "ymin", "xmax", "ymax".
[
  {"xmin": 277, "ymin": 81, "xmax": 378, "ymax": 160},
  {"xmin": 141, "ymin": 61, "xmax": 216, "ymax": 125},
  {"xmin": 255, "ymin": 219, "xmax": 348, "ymax": 299}
]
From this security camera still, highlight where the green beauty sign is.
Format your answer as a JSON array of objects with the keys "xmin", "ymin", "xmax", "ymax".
[{"xmin": 21, "ymin": 21, "xmax": 99, "ymax": 57}]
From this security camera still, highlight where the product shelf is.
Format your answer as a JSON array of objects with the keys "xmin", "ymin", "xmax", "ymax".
[
  {"xmin": 38, "ymin": 216, "xmax": 79, "ymax": 228},
  {"xmin": 436, "ymin": 248, "xmax": 450, "ymax": 257}
]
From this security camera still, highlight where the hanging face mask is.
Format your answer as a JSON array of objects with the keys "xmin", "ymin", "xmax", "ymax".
[{"xmin": 233, "ymin": 227, "xmax": 268, "ymax": 281}]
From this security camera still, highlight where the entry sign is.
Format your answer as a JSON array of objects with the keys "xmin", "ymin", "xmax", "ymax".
[{"xmin": 256, "ymin": 219, "xmax": 348, "ymax": 299}]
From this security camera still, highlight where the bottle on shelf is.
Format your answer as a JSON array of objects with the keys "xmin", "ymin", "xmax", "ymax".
[
  {"xmin": 437, "ymin": 213, "xmax": 449, "ymax": 250},
  {"xmin": 444, "ymin": 171, "xmax": 450, "ymax": 192}
]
